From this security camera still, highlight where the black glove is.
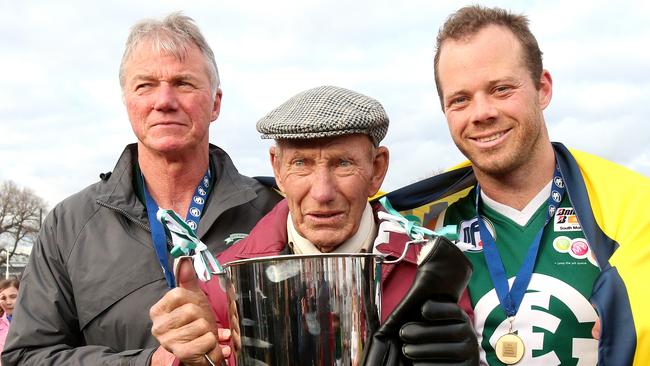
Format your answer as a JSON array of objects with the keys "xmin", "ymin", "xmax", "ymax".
[
  {"xmin": 400, "ymin": 300, "xmax": 478, "ymax": 365},
  {"xmin": 363, "ymin": 235, "xmax": 476, "ymax": 366}
]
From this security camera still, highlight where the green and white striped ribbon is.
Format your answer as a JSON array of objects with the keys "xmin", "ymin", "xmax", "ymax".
[
  {"xmin": 378, "ymin": 196, "xmax": 458, "ymax": 241},
  {"xmin": 156, "ymin": 208, "xmax": 225, "ymax": 281}
]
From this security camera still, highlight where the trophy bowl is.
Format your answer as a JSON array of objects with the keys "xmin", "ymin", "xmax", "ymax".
[{"xmin": 220, "ymin": 253, "xmax": 383, "ymax": 366}]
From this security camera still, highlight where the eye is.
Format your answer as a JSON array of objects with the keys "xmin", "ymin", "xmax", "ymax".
[
  {"xmin": 493, "ymin": 85, "xmax": 513, "ymax": 95},
  {"xmin": 177, "ymin": 80, "xmax": 196, "ymax": 89},
  {"xmin": 337, "ymin": 159, "xmax": 352, "ymax": 167},
  {"xmin": 453, "ymin": 96, "xmax": 468, "ymax": 104},
  {"xmin": 291, "ymin": 158, "xmax": 305, "ymax": 167},
  {"xmin": 447, "ymin": 95, "xmax": 469, "ymax": 109},
  {"xmin": 134, "ymin": 83, "xmax": 152, "ymax": 91}
]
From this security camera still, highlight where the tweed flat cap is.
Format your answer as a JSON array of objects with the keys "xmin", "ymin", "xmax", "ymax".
[{"xmin": 256, "ymin": 85, "xmax": 389, "ymax": 146}]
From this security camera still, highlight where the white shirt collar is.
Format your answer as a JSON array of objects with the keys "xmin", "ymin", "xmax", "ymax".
[
  {"xmin": 288, "ymin": 202, "xmax": 376, "ymax": 254},
  {"xmin": 481, "ymin": 180, "xmax": 552, "ymax": 226}
]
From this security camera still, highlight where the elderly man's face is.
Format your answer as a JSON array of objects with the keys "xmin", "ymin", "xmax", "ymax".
[
  {"xmin": 271, "ymin": 134, "xmax": 388, "ymax": 252},
  {"xmin": 122, "ymin": 41, "xmax": 221, "ymax": 157}
]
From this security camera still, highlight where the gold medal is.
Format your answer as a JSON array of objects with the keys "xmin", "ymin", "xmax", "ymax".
[{"xmin": 495, "ymin": 332, "xmax": 525, "ymax": 364}]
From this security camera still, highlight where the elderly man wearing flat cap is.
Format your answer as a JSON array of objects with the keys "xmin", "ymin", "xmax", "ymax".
[{"xmin": 158, "ymin": 86, "xmax": 478, "ymax": 365}]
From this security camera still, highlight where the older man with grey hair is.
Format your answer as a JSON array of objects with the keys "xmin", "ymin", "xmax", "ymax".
[
  {"xmin": 2, "ymin": 12, "xmax": 280, "ymax": 366},
  {"xmin": 159, "ymin": 86, "xmax": 478, "ymax": 365}
]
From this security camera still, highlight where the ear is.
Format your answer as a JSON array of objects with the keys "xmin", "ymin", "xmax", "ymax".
[
  {"xmin": 538, "ymin": 70, "xmax": 553, "ymax": 110},
  {"xmin": 210, "ymin": 88, "xmax": 223, "ymax": 122},
  {"xmin": 367, "ymin": 146, "xmax": 389, "ymax": 197},
  {"xmin": 269, "ymin": 145, "xmax": 285, "ymax": 192}
]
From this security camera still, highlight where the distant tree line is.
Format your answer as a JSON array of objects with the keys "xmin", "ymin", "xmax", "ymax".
[{"xmin": 0, "ymin": 181, "xmax": 48, "ymax": 268}]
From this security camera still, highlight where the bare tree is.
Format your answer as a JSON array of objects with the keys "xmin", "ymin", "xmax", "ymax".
[{"xmin": 0, "ymin": 181, "xmax": 48, "ymax": 267}]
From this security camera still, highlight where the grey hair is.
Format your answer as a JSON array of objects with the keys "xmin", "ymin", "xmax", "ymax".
[{"xmin": 119, "ymin": 11, "xmax": 220, "ymax": 94}]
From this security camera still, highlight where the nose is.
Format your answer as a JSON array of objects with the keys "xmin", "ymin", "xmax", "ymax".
[
  {"xmin": 152, "ymin": 83, "xmax": 179, "ymax": 112},
  {"xmin": 470, "ymin": 93, "xmax": 498, "ymax": 124},
  {"xmin": 309, "ymin": 167, "xmax": 337, "ymax": 204}
]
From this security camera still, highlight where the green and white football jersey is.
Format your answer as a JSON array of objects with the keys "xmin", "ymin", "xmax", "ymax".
[{"xmin": 442, "ymin": 187, "xmax": 600, "ymax": 365}]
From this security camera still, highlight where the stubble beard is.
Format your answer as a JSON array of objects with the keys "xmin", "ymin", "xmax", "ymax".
[{"xmin": 457, "ymin": 116, "xmax": 545, "ymax": 180}]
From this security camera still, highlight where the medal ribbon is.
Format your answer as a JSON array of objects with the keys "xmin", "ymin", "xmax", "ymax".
[
  {"xmin": 476, "ymin": 164, "xmax": 565, "ymax": 317},
  {"xmin": 378, "ymin": 196, "xmax": 458, "ymax": 241},
  {"xmin": 157, "ymin": 209, "xmax": 224, "ymax": 280},
  {"xmin": 143, "ymin": 169, "xmax": 211, "ymax": 288}
]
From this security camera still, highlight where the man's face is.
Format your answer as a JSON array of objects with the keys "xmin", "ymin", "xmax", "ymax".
[
  {"xmin": 122, "ymin": 42, "xmax": 221, "ymax": 157},
  {"xmin": 271, "ymin": 134, "xmax": 388, "ymax": 252},
  {"xmin": 437, "ymin": 25, "xmax": 552, "ymax": 177},
  {"xmin": 0, "ymin": 286, "xmax": 18, "ymax": 316}
]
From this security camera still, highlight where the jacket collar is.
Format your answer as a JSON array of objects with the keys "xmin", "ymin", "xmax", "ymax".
[
  {"xmin": 196, "ymin": 145, "xmax": 259, "ymax": 239},
  {"xmin": 95, "ymin": 143, "xmax": 261, "ymax": 239},
  {"xmin": 95, "ymin": 144, "xmax": 148, "ymax": 224}
]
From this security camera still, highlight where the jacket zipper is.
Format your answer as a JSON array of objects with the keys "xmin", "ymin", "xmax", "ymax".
[
  {"xmin": 97, "ymin": 200, "xmax": 176, "ymax": 248},
  {"xmin": 96, "ymin": 200, "xmax": 151, "ymax": 233},
  {"xmin": 97, "ymin": 201, "xmax": 187, "ymax": 249}
]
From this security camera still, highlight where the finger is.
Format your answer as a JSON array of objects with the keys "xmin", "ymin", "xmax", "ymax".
[
  {"xmin": 204, "ymin": 345, "xmax": 226, "ymax": 366},
  {"xmin": 171, "ymin": 333, "xmax": 220, "ymax": 365},
  {"xmin": 220, "ymin": 344, "xmax": 232, "ymax": 358},
  {"xmin": 218, "ymin": 328, "xmax": 231, "ymax": 342},
  {"xmin": 592, "ymin": 316, "xmax": 601, "ymax": 340},
  {"xmin": 153, "ymin": 303, "xmax": 220, "ymax": 347},
  {"xmin": 176, "ymin": 256, "xmax": 201, "ymax": 292},
  {"xmin": 151, "ymin": 291, "xmax": 215, "ymax": 333},
  {"xmin": 402, "ymin": 340, "xmax": 476, "ymax": 362},
  {"xmin": 400, "ymin": 322, "xmax": 473, "ymax": 343},
  {"xmin": 421, "ymin": 301, "xmax": 467, "ymax": 322},
  {"xmin": 150, "ymin": 289, "xmax": 196, "ymax": 319}
]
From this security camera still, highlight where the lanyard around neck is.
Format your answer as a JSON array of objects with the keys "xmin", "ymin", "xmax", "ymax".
[
  {"xmin": 475, "ymin": 164, "xmax": 565, "ymax": 317},
  {"xmin": 143, "ymin": 168, "xmax": 211, "ymax": 288}
]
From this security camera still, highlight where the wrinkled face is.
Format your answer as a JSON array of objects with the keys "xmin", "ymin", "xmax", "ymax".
[
  {"xmin": 271, "ymin": 134, "xmax": 388, "ymax": 252},
  {"xmin": 122, "ymin": 42, "xmax": 221, "ymax": 157},
  {"xmin": 0, "ymin": 286, "xmax": 18, "ymax": 316},
  {"xmin": 437, "ymin": 25, "xmax": 552, "ymax": 177}
]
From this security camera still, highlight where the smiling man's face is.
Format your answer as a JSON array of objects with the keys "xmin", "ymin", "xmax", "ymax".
[{"xmin": 437, "ymin": 24, "xmax": 552, "ymax": 177}]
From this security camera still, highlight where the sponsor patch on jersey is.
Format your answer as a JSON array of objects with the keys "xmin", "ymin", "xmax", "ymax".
[
  {"xmin": 552, "ymin": 236, "xmax": 572, "ymax": 253},
  {"xmin": 568, "ymin": 238, "xmax": 589, "ymax": 259},
  {"xmin": 224, "ymin": 233, "xmax": 248, "ymax": 246},
  {"xmin": 552, "ymin": 236, "xmax": 599, "ymax": 268},
  {"xmin": 457, "ymin": 216, "xmax": 495, "ymax": 253},
  {"xmin": 554, "ymin": 207, "xmax": 581, "ymax": 232}
]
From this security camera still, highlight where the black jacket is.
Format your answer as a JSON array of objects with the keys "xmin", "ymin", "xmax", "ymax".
[{"xmin": 2, "ymin": 144, "xmax": 281, "ymax": 366}]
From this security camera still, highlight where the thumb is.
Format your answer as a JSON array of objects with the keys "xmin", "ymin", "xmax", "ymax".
[
  {"xmin": 592, "ymin": 316, "xmax": 601, "ymax": 340},
  {"xmin": 591, "ymin": 303, "xmax": 600, "ymax": 340},
  {"xmin": 174, "ymin": 256, "xmax": 201, "ymax": 292}
]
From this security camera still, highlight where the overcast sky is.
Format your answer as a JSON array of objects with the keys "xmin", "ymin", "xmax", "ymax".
[{"xmin": 1, "ymin": 0, "xmax": 649, "ymax": 208}]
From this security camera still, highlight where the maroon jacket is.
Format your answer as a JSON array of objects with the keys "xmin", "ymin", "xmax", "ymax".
[
  {"xmin": 205, "ymin": 199, "xmax": 420, "ymax": 324},
  {"xmin": 181, "ymin": 200, "xmax": 418, "ymax": 365},
  {"xmin": 177, "ymin": 199, "xmax": 471, "ymax": 365}
]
